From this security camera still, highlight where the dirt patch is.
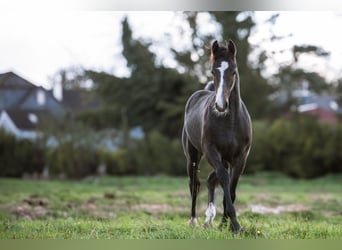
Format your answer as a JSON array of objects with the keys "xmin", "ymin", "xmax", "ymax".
[
  {"xmin": 309, "ymin": 193, "xmax": 334, "ymax": 202},
  {"xmin": 131, "ymin": 204, "xmax": 187, "ymax": 215},
  {"xmin": 12, "ymin": 194, "xmax": 50, "ymax": 219},
  {"xmin": 13, "ymin": 205, "xmax": 48, "ymax": 219},
  {"xmin": 249, "ymin": 204, "xmax": 310, "ymax": 214},
  {"xmin": 170, "ymin": 190, "xmax": 189, "ymax": 198},
  {"xmin": 22, "ymin": 195, "xmax": 49, "ymax": 207}
]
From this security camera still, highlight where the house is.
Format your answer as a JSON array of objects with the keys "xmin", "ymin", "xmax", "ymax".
[
  {"xmin": 270, "ymin": 86, "xmax": 341, "ymax": 124},
  {"xmin": 0, "ymin": 71, "xmax": 104, "ymax": 140},
  {"xmin": 297, "ymin": 94, "xmax": 341, "ymax": 124},
  {"xmin": 0, "ymin": 71, "xmax": 65, "ymax": 139}
]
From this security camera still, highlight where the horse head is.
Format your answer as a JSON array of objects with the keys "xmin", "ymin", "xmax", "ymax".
[{"xmin": 210, "ymin": 40, "xmax": 238, "ymax": 114}]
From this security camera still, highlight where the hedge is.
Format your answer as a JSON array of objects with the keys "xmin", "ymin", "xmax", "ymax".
[{"xmin": 1, "ymin": 115, "xmax": 341, "ymax": 179}]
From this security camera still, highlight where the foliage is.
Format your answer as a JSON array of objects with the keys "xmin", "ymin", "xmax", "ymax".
[
  {"xmin": 103, "ymin": 130, "xmax": 185, "ymax": 176},
  {"xmin": 85, "ymin": 17, "xmax": 199, "ymax": 138},
  {"xmin": 41, "ymin": 120, "xmax": 104, "ymax": 179},
  {"xmin": 0, "ymin": 129, "xmax": 45, "ymax": 177},
  {"xmin": 292, "ymin": 45, "xmax": 330, "ymax": 62},
  {"xmin": 247, "ymin": 116, "xmax": 342, "ymax": 178},
  {"xmin": 128, "ymin": 130, "xmax": 185, "ymax": 175},
  {"xmin": 47, "ymin": 141, "xmax": 99, "ymax": 179}
]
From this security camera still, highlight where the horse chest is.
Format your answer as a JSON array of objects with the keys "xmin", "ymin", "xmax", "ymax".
[
  {"xmin": 203, "ymin": 123, "xmax": 243, "ymax": 157},
  {"xmin": 214, "ymin": 129, "xmax": 239, "ymax": 154}
]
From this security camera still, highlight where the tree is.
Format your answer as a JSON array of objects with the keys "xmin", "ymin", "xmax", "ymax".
[
  {"xmin": 49, "ymin": 66, "xmax": 90, "ymax": 90},
  {"xmin": 86, "ymin": 17, "xmax": 199, "ymax": 138}
]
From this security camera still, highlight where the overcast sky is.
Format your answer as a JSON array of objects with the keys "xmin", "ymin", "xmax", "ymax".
[{"xmin": 1, "ymin": 11, "xmax": 342, "ymax": 89}]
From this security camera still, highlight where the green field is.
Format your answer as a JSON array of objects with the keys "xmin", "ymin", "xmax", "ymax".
[{"xmin": 0, "ymin": 172, "xmax": 341, "ymax": 239}]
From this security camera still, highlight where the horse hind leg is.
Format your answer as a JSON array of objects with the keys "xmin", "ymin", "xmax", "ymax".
[
  {"xmin": 187, "ymin": 160, "xmax": 201, "ymax": 227},
  {"xmin": 184, "ymin": 142, "xmax": 202, "ymax": 226}
]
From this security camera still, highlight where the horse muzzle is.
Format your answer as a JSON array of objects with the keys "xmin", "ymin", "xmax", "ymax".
[{"xmin": 215, "ymin": 100, "xmax": 228, "ymax": 113}]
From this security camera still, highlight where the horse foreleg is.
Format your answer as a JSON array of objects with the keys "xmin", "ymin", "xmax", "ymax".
[
  {"xmin": 226, "ymin": 155, "xmax": 248, "ymax": 230},
  {"xmin": 218, "ymin": 166, "xmax": 241, "ymax": 232},
  {"xmin": 230, "ymin": 158, "xmax": 246, "ymax": 204},
  {"xmin": 205, "ymin": 149, "xmax": 241, "ymax": 232},
  {"xmin": 203, "ymin": 170, "xmax": 217, "ymax": 228}
]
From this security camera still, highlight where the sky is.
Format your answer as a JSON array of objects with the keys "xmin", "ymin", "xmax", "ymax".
[{"xmin": 1, "ymin": 11, "xmax": 342, "ymax": 89}]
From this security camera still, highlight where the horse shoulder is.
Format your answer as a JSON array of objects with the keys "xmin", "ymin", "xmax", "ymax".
[{"xmin": 185, "ymin": 90, "xmax": 212, "ymax": 112}]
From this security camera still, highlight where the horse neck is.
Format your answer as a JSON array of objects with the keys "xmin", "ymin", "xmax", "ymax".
[{"xmin": 229, "ymin": 73, "xmax": 242, "ymax": 115}]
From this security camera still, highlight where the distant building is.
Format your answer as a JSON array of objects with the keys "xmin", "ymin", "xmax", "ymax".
[
  {"xmin": 0, "ymin": 71, "xmax": 102, "ymax": 139},
  {"xmin": 0, "ymin": 71, "xmax": 65, "ymax": 139},
  {"xmin": 270, "ymin": 85, "xmax": 341, "ymax": 124},
  {"xmin": 296, "ymin": 94, "xmax": 341, "ymax": 124}
]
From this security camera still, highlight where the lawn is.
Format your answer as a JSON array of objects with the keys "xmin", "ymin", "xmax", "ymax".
[{"xmin": 0, "ymin": 172, "xmax": 341, "ymax": 239}]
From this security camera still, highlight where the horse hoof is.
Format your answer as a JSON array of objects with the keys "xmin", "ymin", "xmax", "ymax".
[
  {"xmin": 230, "ymin": 222, "xmax": 242, "ymax": 233},
  {"xmin": 203, "ymin": 222, "xmax": 214, "ymax": 229},
  {"xmin": 188, "ymin": 217, "xmax": 198, "ymax": 227}
]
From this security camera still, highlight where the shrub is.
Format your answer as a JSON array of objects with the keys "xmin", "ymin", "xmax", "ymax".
[
  {"xmin": 47, "ymin": 141, "xmax": 99, "ymax": 179},
  {"xmin": 129, "ymin": 130, "xmax": 185, "ymax": 175},
  {"xmin": 102, "ymin": 130, "xmax": 186, "ymax": 176},
  {"xmin": 0, "ymin": 129, "xmax": 45, "ymax": 177},
  {"xmin": 248, "ymin": 116, "xmax": 342, "ymax": 179},
  {"xmin": 102, "ymin": 149, "xmax": 132, "ymax": 176}
]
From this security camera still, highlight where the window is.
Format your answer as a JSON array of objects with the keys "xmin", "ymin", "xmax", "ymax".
[{"xmin": 37, "ymin": 90, "xmax": 46, "ymax": 105}]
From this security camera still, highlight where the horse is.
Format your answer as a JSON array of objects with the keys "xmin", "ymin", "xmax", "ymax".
[{"xmin": 182, "ymin": 40, "xmax": 252, "ymax": 232}]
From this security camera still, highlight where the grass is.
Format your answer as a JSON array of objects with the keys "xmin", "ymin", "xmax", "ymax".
[{"xmin": 0, "ymin": 172, "xmax": 341, "ymax": 239}]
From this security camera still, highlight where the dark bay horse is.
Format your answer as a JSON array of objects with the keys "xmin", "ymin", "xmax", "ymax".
[{"xmin": 182, "ymin": 40, "xmax": 252, "ymax": 232}]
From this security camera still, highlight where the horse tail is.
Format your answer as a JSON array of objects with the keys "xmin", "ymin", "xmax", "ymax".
[{"xmin": 204, "ymin": 81, "xmax": 215, "ymax": 91}]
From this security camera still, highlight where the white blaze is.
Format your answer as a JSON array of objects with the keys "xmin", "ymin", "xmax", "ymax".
[{"xmin": 215, "ymin": 61, "xmax": 229, "ymax": 110}]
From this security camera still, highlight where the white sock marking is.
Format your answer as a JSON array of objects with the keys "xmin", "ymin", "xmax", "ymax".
[{"xmin": 204, "ymin": 202, "xmax": 216, "ymax": 227}]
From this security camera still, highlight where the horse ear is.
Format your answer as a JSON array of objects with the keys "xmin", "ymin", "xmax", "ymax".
[
  {"xmin": 212, "ymin": 40, "xmax": 219, "ymax": 54},
  {"xmin": 228, "ymin": 40, "xmax": 236, "ymax": 56}
]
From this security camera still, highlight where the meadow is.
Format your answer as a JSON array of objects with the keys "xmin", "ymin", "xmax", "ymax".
[{"xmin": 0, "ymin": 172, "xmax": 341, "ymax": 239}]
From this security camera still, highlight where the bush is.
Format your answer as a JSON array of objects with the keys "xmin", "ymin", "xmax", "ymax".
[
  {"xmin": 103, "ymin": 118, "xmax": 342, "ymax": 179},
  {"xmin": 248, "ymin": 115, "xmax": 342, "ymax": 178},
  {"xmin": 129, "ymin": 130, "xmax": 185, "ymax": 175},
  {"xmin": 2, "ymin": 114, "xmax": 341, "ymax": 179},
  {"xmin": 0, "ymin": 129, "xmax": 45, "ymax": 177},
  {"xmin": 47, "ymin": 141, "xmax": 99, "ymax": 179},
  {"xmin": 103, "ymin": 130, "xmax": 186, "ymax": 176},
  {"xmin": 102, "ymin": 149, "xmax": 131, "ymax": 176}
]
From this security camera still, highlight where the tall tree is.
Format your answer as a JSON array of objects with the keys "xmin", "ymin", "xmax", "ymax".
[{"xmin": 86, "ymin": 17, "xmax": 198, "ymax": 138}]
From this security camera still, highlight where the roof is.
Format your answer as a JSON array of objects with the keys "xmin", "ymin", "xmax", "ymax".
[
  {"xmin": 302, "ymin": 107, "xmax": 338, "ymax": 124},
  {"xmin": 4, "ymin": 109, "xmax": 57, "ymax": 130},
  {"xmin": 0, "ymin": 71, "xmax": 36, "ymax": 89},
  {"xmin": 298, "ymin": 94, "xmax": 341, "ymax": 114},
  {"xmin": 0, "ymin": 71, "xmax": 101, "ymax": 119},
  {"xmin": 0, "ymin": 71, "xmax": 39, "ymax": 110}
]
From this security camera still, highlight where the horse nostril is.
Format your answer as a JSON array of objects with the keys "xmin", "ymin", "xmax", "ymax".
[{"xmin": 215, "ymin": 102, "xmax": 227, "ymax": 112}]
